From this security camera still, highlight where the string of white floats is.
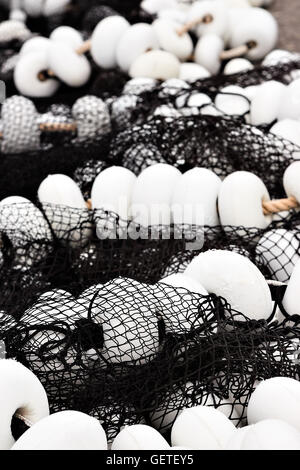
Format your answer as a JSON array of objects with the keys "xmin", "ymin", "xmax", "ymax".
[
  {"xmin": 7, "ymin": 0, "xmax": 281, "ymax": 97},
  {"xmin": 1, "ymin": 160, "xmax": 300, "ymax": 279},
  {"xmin": 1, "ymin": 66, "xmax": 300, "ymax": 154},
  {"xmin": 144, "ymin": 69, "xmax": 300, "ymax": 139}
]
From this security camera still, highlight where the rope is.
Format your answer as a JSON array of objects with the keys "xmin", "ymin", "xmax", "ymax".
[
  {"xmin": 176, "ymin": 14, "xmax": 213, "ymax": 36},
  {"xmin": 263, "ymin": 196, "xmax": 299, "ymax": 215}
]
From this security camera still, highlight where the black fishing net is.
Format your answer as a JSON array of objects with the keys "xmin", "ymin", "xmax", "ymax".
[
  {"xmin": 108, "ymin": 114, "xmax": 300, "ymax": 198},
  {"xmin": 0, "ymin": 199, "xmax": 300, "ymax": 319},
  {"xmin": 0, "ymin": 277, "xmax": 300, "ymax": 444},
  {"xmin": 0, "ymin": 108, "xmax": 297, "ymax": 201},
  {"xmin": 0, "ymin": 134, "xmax": 111, "ymax": 200},
  {"xmin": 1, "ymin": 58, "xmax": 300, "ymax": 200}
]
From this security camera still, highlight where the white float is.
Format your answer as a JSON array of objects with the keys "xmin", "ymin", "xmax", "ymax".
[
  {"xmin": 282, "ymin": 259, "xmax": 300, "ymax": 316},
  {"xmin": 130, "ymin": 50, "xmax": 180, "ymax": 80},
  {"xmin": 112, "ymin": 424, "xmax": 170, "ymax": 450},
  {"xmin": 250, "ymin": 81, "xmax": 286, "ymax": 126},
  {"xmin": 171, "ymin": 168, "xmax": 222, "ymax": 226},
  {"xmin": 171, "ymin": 406, "xmax": 236, "ymax": 450},
  {"xmin": 131, "ymin": 164, "xmax": 181, "ymax": 226},
  {"xmin": 248, "ymin": 377, "xmax": 300, "ymax": 431},
  {"xmin": 0, "ymin": 359, "xmax": 49, "ymax": 450},
  {"xmin": 218, "ymin": 171, "xmax": 272, "ymax": 230},
  {"xmin": 38, "ymin": 174, "xmax": 92, "ymax": 245},
  {"xmin": 185, "ymin": 250, "xmax": 273, "ymax": 321},
  {"xmin": 14, "ymin": 51, "xmax": 60, "ymax": 97},
  {"xmin": 153, "ymin": 18, "xmax": 193, "ymax": 61},
  {"xmin": 12, "ymin": 411, "xmax": 107, "ymax": 450},
  {"xmin": 116, "ymin": 23, "xmax": 159, "ymax": 73},
  {"xmin": 226, "ymin": 419, "xmax": 300, "ymax": 450},
  {"xmin": 91, "ymin": 16, "xmax": 130, "ymax": 69}
]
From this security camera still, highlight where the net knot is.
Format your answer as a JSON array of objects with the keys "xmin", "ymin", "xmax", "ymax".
[{"xmin": 73, "ymin": 318, "xmax": 104, "ymax": 352}]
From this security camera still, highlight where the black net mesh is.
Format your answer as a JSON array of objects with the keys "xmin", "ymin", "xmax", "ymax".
[
  {"xmin": 1, "ymin": 59, "xmax": 300, "ymax": 200},
  {"xmin": 0, "ymin": 135, "xmax": 111, "ymax": 200},
  {"xmin": 0, "ymin": 107, "xmax": 299, "ymax": 201},
  {"xmin": 109, "ymin": 114, "xmax": 300, "ymax": 198},
  {"xmin": 188, "ymin": 58, "xmax": 300, "ymax": 90},
  {"xmin": 1, "ymin": 277, "xmax": 300, "ymax": 443},
  {"xmin": 0, "ymin": 201, "xmax": 300, "ymax": 318}
]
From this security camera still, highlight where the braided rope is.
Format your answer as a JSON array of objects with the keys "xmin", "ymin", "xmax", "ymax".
[
  {"xmin": 39, "ymin": 122, "xmax": 77, "ymax": 133},
  {"xmin": 263, "ymin": 196, "xmax": 299, "ymax": 215},
  {"xmin": 0, "ymin": 122, "xmax": 77, "ymax": 137}
]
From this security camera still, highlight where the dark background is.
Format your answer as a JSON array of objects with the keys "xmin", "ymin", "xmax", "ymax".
[{"xmin": 270, "ymin": 0, "xmax": 300, "ymax": 51}]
